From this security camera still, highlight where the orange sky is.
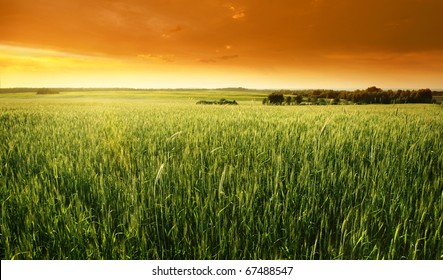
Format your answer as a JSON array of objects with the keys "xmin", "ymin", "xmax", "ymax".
[{"xmin": 1, "ymin": 0, "xmax": 443, "ymax": 89}]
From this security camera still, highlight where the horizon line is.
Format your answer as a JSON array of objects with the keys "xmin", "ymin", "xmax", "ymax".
[{"xmin": 1, "ymin": 86, "xmax": 442, "ymax": 92}]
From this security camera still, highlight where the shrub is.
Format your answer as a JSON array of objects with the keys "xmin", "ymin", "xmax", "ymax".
[{"xmin": 196, "ymin": 99, "xmax": 238, "ymax": 105}]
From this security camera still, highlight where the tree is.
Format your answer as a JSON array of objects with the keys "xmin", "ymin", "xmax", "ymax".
[
  {"xmin": 285, "ymin": 96, "xmax": 293, "ymax": 105},
  {"xmin": 294, "ymin": 95, "xmax": 303, "ymax": 104},
  {"xmin": 267, "ymin": 92, "xmax": 285, "ymax": 105},
  {"xmin": 366, "ymin": 86, "xmax": 383, "ymax": 93},
  {"xmin": 416, "ymin": 88, "xmax": 433, "ymax": 103}
]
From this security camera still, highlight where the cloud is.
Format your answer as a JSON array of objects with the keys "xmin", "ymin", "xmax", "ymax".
[
  {"xmin": 161, "ymin": 25, "xmax": 183, "ymax": 38},
  {"xmin": 310, "ymin": 0, "xmax": 323, "ymax": 8},
  {"xmin": 198, "ymin": 54, "xmax": 239, "ymax": 64},
  {"xmin": 3, "ymin": 0, "xmax": 443, "ymax": 58},
  {"xmin": 226, "ymin": 4, "xmax": 246, "ymax": 20},
  {"xmin": 138, "ymin": 54, "xmax": 175, "ymax": 63},
  {"xmin": 218, "ymin": 55, "xmax": 239, "ymax": 60},
  {"xmin": 0, "ymin": 44, "xmax": 117, "ymax": 72},
  {"xmin": 198, "ymin": 58, "xmax": 217, "ymax": 64}
]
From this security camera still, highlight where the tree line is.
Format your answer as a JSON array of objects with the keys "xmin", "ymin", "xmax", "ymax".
[{"xmin": 263, "ymin": 87, "xmax": 439, "ymax": 105}]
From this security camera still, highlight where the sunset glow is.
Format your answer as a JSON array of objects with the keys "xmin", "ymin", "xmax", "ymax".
[{"xmin": 1, "ymin": 0, "xmax": 443, "ymax": 89}]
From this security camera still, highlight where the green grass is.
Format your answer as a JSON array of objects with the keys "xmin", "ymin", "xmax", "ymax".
[{"xmin": 1, "ymin": 92, "xmax": 442, "ymax": 259}]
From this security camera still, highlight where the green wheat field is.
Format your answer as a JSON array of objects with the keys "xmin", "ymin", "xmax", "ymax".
[{"xmin": 1, "ymin": 90, "xmax": 442, "ymax": 259}]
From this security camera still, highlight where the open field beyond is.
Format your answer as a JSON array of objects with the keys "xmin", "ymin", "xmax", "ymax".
[{"xmin": 1, "ymin": 91, "xmax": 442, "ymax": 259}]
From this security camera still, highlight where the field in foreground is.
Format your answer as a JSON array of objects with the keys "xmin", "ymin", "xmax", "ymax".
[{"xmin": 1, "ymin": 92, "xmax": 442, "ymax": 259}]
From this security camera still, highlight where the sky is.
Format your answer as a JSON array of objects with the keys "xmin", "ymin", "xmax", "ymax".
[{"xmin": 1, "ymin": 0, "xmax": 443, "ymax": 89}]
